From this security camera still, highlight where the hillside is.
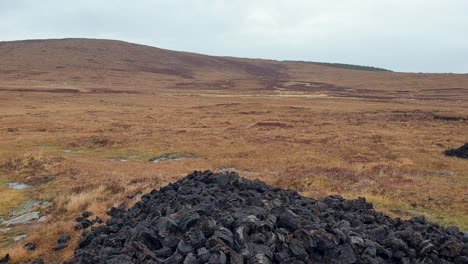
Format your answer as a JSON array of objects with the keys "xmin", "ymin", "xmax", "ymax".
[
  {"xmin": 0, "ymin": 38, "xmax": 285, "ymax": 92},
  {"xmin": 0, "ymin": 38, "xmax": 467, "ymax": 263},
  {"xmin": 0, "ymin": 38, "xmax": 467, "ymax": 100}
]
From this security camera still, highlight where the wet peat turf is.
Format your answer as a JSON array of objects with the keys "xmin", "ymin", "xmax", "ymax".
[
  {"xmin": 445, "ymin": 144, "xmax": 468, "ymax": 160},
  {"xmin": 71, "ymin": 171, "xmax": 468, "ymax": 264}
]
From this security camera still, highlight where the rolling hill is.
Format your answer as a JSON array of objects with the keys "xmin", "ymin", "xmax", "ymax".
[
  {"xmin": 0, "ymin": 38, "xmax": 467, "ymax": 100},
  {"xmin": 0, "ymin": 38, "xmax": 467, "ymax": 263}
]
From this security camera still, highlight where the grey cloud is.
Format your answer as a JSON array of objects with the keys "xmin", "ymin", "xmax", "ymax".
[{"xmin": 0, "ymin": 0, "xmax": 467, "ymax": 73}]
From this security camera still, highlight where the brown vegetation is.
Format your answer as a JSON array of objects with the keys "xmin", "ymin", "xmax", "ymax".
[{"xmin": 0, "ymin": 38, "xmax": 466, "ymax": 263}]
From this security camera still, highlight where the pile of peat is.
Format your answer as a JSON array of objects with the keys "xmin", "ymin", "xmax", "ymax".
[
  {"xmin": 72, "ymin": 171, "xmax": 468, "ymax": 264},
  {"xmin": 445, "ymin": 144, "xmax": 468, "ymax": 160}
]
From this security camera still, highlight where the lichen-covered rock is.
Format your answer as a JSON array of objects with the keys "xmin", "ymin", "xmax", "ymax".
[{"xmin": 72, "ymin": 171, "xmax": 468, "ymax": 263}]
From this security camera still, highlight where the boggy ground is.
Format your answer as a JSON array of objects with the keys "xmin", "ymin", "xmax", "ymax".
[{"xmin": 0, "ymin": 89, "xmax": 467, "ymax": 263}]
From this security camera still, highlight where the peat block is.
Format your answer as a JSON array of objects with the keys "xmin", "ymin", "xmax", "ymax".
[
  {"xmin": 72, "ymin": 171, "xmax": 468, "ymax": 263},
  {"xmin": 445, "ymin": 144, "xmax": 468, "ymax": 160}
]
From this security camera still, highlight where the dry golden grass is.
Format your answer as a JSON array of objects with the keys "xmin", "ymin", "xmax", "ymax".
[
  {"xmin": 0, "ymin": 39, "xmax": 467, "ymax": 263},
  {"xmin": 0, "ymin": 89, "xmax": 466, "ymax": 263}
]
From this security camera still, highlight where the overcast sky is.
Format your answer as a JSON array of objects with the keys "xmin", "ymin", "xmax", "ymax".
[{"xmin": 1, "ymin": 0, "xmax": 467, "ymax": 73}]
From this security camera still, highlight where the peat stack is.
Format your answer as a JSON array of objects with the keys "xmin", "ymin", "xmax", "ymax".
[
  {"xmin": 72, "ymin": 171, "xmax": 468, "ymax": 264},
  {"xmin": 445, "ymin": 144, "xmax": 468, "ymax": 159}
]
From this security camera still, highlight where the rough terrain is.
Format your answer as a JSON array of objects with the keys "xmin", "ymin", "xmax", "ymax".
[
  {"xmin": 0, "ymin": 39, "xmax": 466, "ymax": 263},
  {"xmin": 72, "ymin": 171, "xmax": 468, "ymax": 264},
  {"xmin": 1, "ymin": 38, "xmax": 468, "ymax": 101}
]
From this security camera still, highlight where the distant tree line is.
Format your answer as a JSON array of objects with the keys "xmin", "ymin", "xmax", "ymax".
[{"xmin": 284, "ymin": 60, "xmax": 392, "ymax": 72}]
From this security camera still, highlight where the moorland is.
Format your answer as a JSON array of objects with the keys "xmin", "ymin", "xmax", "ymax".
[{"xmin": 0, "ymin": 38, "xmax": 466, "ymax": 263}]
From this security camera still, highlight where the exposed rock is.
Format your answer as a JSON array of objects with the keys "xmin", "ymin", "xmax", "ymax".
[
  {"xmin": 8, "ymin": 200, "xmax": 44, "ymax": 218},
  {"xmin": 72, "ymin": 171, "xmax": 468, "ymax": 263},
  {"xmin": 41, "ymin": 201, "xmax": 53, "ymax": 208},
  {"xmin": 148, "ymin": 153, "xmax": 193, "ymax": 163},
  {"xmin": 37, "ymin": 216, "xmax": 47, "ymax": 223},
  {"xmin": 220, "ymin": 167, "xmax": 238, "ymax": 173},
  {"xmin": 2, "ymin": 212, "xmax": 40, "ymax": 226},
  {"xmin": 13, "ymin": 235, "xmax": 28, "ymax": 241},
  {"xmin": 112, "ymin": 158, "xmax": 128, "ymax": 162},
  {"xmin": 7, "ymin": 182, "xmax": 31, "ymax": 190}
]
